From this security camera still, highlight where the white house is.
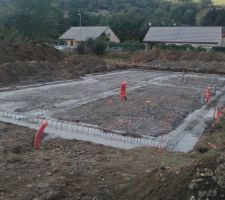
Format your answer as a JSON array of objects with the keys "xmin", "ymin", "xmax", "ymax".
[
  {"xmin": 143, "ymin": 26, "xmax": 225, "ymax": 50},
  {"xmin": 59, "ymin": 26, "xmax": 120, "ymax": 48}
]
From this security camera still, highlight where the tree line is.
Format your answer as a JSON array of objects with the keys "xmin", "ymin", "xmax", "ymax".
[{"xmin": 0, "ymin": 0, "xmax": 224, "ymax": 42}]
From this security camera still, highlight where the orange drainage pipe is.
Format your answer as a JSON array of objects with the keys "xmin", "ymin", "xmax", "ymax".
[{"xmin": 34, "ymin": 120, "xmax": 48, "ymax": 150}]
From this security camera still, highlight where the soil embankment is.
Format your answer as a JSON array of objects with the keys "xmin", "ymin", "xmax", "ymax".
[
  {"xmin": 133, "ymin": 48, "xmax": 225, "ymax": 63},
  {"xmin": 0, "ymin": 41, "xmax": 62, "ymax": 64},
  {"xmin": 2, "ymin": 42, "xmax": 225, "ymax": 87},
  {"xmin": 0, "ymin": 41, "xmax": 107, "ymax": 87},
  {"xmin": 113, "ymin": 48, "xmax": 225, "ymax": 75}
]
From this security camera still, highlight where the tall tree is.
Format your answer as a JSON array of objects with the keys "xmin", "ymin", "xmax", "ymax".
[
  {"xmin": 2, "ymin": 0, "xmax": 66, "ymax": 41},
  {"xmin": 201, "ymin": 8, "xmax": 225, "ymax": 26}
]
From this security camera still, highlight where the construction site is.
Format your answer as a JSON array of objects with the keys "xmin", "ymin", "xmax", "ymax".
[{"xmin": 1, "ymin": 42, "xmax": 225, "ymax": 200}]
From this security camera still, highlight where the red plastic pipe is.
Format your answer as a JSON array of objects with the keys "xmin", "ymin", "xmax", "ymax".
[{"xmin": 34, "ymin": 120, "xmax": 48, "ymax": 150}]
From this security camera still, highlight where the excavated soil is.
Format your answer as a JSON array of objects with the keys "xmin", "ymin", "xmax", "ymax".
[
  {"xmin": 1, "ymin": 122, "xmax": 225, "ymax": 200},
  {"xmin": 2, "ymin": 42, "xmax": 225, "ymax": 199},
  {"xmin": 132, "ymin": 48, "xmax": 225, "ymax": 63},
  {"xmin": 0, "ymin": 41, "xmax": 107, "ymax": 87},
  {"xmin": 0, "ymin": 55, "xmax": 107, "ymax": 87},
  {"xmin": 0, "ymin": 122, "xmax": 192, "ymax": 200},
  {"xmin": 2, "ymin": 42, "xmax": 225, "ymax": 88},
  {"xmin": 115, "ymin": 49, "xmax": 225, "ymax": 75},
  {"xmin": 0, "ymin": 41, "xmax": 62, "ymax": 64}
]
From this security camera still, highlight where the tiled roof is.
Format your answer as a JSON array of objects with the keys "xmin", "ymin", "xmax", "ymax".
[
  {"xmin": 143, "ymin": 27, "xmax": 222, "ymax": 44},
  {"xmin": 59, "ymin": 26, "xmax": 109, "ymax": 41}
]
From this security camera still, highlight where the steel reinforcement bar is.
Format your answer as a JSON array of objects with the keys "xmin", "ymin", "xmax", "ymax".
[{"xmin": 0, "ymin": 110, "xmax": 162, "ymax": 148}]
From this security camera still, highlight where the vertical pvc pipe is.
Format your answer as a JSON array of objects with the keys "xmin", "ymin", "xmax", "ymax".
[{"xmin": 34, "ymin": 120, "xmax": 48, "ymax": 150}]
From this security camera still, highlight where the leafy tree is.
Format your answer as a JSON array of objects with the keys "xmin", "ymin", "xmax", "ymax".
[
  {"xmin": 1, "ymin": 0, "xmax": 66, "ymax": 41},
  {"xmin": 199, "ymin": 0, "xmax": 212, "ymax": 8},
  {"xmin": 201, "ymin": 8, "xmax": 225, "ymax": 26},
  {"xmin": 77, "ymin": 37, "xmax": 108, "ymax": 55},
  {"xmin": 0, "ymin": 0, "xmax": 221, "ymax": 42}
]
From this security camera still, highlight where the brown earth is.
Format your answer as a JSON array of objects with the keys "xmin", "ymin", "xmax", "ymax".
[
  {"xmin": 0, "ymin": 55, "xmax": 107, "ymax": 87},
  {"xmin": 1, "ymin": 42, "xmax": 225, "ymax": 199},
  {"xmin": 115, "ymin": 60, "xmax": 225, "ymax": 75},
  {"xmin": 0, "ymin": 41, "xmax": 107, "ymax": 87},
  {"xmin": 1, "ymin": 121, "xmax": 225, "ymax": 200},
  {"xmin": 195, "ymin": 119, "xmax": 225, "ymax": 153},
  {"xmin": 132, "ymin": 48, "xmax": 225, "ymax": 63},
  {"xmin": 0, "ymin": 41, "xmax": 62, "ymax": 64},
  {"xmin": 2, "ymin": 42, "xmax": 225, "ymax": 88},
  {"xmin": 112, "ymin": 49, "xmax": 225, "ymax": 75}
]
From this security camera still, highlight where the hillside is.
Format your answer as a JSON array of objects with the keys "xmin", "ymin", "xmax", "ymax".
[
  {"xmin": 1, "ymin": 0, "xmax": 225, "ymax": 42},
  {"xmin": 0, "ymin": 0, "xmax": 206, "ymax": 42}
]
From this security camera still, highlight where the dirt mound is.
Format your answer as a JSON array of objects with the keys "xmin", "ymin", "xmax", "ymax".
[
  {"xmin": 0, "ymin": 122, "xmax": 192, "ymax": 200},
  {"xmin": 133, "ymin": 48, "xmax": 225, "ymax": 63},
  {"xmin": 115, "ymin": 116, "xmax": 225, "ymax": 200},
  {"xmin": 114, "ymin": 152, "xmax": 225, "ymax": 200},
  {"xmin": 2, "ymin": 41, "xmax": 225, "ymax": 87},
  {"xmin": 0, "ymin": 41, "xmax": 62, "ymax": 64},
  {"xmin": 0, "ymin": 61, "xmax": 60, "ymax": 86},
  {"xmin": 0, "ymin": 54, "xmax": 108, "ymax": 87},
  {"xmin": 115, "ymin": 59, "xmax": 225, "ymax": 75},
  {"xmin": 60, "ymin": 54, "xmax": 107, "ymax": 76},
  {"xmin": 1, "ymin": 121, "xmax": 225, "ymax": 200}
]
